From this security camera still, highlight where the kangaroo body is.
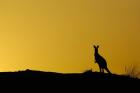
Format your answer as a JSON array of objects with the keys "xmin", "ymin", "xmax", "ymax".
[{"xmin": 94, "ymin": 45, "xmax": 111, "ymax": 73}]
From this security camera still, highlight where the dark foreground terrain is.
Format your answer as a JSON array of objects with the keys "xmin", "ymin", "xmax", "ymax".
[{"xmin": 0, "ymin": 69, "xmax": 139, "ymax": 91}]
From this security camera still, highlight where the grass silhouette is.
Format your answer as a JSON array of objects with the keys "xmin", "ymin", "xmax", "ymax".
[{"xmin": 125, "ymin": 65, "xmax": 140, "ymax": 78}]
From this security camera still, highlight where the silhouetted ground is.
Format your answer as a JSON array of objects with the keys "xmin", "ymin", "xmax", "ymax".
[{"xmin": 0, "ymin": 69, "xmax": 139, "ymax": 91}]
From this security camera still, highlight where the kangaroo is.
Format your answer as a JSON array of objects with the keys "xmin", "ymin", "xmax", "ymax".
[{"xmin": 93, "ymin": 45, "xmax": 111, "ymax": 74}]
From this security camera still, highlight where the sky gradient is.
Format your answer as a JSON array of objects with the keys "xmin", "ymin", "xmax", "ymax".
[{"xmin": 0, "ymin": 0, "xmax": 140, "ymax": 74}]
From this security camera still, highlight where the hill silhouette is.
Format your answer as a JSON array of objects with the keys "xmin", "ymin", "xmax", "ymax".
[{"xmin": 0, "ymin": 69, "xmax": 139, "ymax": 91}]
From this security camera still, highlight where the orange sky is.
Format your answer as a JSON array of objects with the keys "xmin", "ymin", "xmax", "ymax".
[{"xmin": 0, "ymin": 0, "xmax": 140, "ymax": 74}]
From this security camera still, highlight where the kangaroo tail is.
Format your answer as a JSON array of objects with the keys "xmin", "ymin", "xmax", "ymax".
[{"xmin": 105, "ymin": 67, "xmax": 111, "ymax": 74}]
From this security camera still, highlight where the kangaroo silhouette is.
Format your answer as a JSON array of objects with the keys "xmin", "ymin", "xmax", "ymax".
[{"xmin": 93, "ymin": 45, "xmax": 111, "ymax": 74}]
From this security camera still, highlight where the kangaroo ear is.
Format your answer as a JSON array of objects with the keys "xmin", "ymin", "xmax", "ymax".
[
  {"xmin": 97, "ymin": 45, "xmax": 99, "ymax": 48},
  {"xmin": 93, "ymin": 45, "xmax": 96, "ymax": 48}
]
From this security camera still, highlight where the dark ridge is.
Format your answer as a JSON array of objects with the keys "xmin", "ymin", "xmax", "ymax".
[{"xmin": 0, "ymin": 69, "xmax": 139, "ymax": 91}]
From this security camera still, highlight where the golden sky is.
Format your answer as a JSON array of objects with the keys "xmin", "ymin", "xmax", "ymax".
[{"xmin": 0, "ymin": 0, "xmax": 140, "ymax": 74}]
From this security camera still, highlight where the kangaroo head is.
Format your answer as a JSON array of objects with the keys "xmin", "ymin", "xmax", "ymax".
[{"xmin": 93, "ymin": 45, "xmax": 99, "ymax": 53}]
